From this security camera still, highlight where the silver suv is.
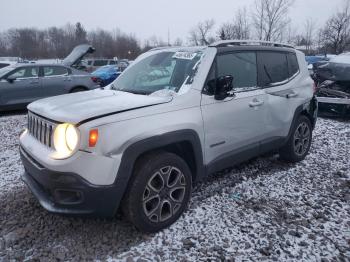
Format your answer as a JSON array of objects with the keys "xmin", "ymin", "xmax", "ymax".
[{"xmin": 20, "ymin": 40, "xmax": 317, "ymax": 232}]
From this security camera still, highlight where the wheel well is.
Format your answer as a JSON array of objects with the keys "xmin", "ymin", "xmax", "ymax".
[
  {"xmin": 300, "ymin": 110, "xmax": 314, "ymax": 128},
  {"xmin": 134, "ymin": 141, "xmax": 198, "ymax": 183},
  {"xmin": 70, "ymin": 86, "xmax": 88, "ymax": 93}
]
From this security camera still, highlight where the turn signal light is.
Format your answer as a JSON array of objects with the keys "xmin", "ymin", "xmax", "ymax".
[{"xmin": 89, "ymin": 129, "xmax": 98, "ymax": 147}]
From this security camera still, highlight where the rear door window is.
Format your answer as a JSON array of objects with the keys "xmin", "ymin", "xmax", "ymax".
[
  {"xmin": 93, "ymin": 60, "xmax": 108, "ymax": 66},
  {"xmin": 257, "ymin": 52, "xmax": 289, "ymax": 87},
  {"xmin": 43, "ymin": 66, "xmax": 68, "ymax": 77}
]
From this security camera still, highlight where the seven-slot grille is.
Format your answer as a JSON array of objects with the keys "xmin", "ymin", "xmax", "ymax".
[{"xmin": 27, "ymin": 112, "xmax": 57, "ymax": 148}]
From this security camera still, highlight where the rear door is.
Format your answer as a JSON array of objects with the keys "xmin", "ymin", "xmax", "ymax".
[
  {"xmin": 41, "ymin": 65, "xmax": 71, "ymax": 97},
  {"xmin": 0, "ymin": 66, "xmax": 41, "ymax": 108},
  {"xmin": 201, "ymin": 51, "xmax": 269, "ymax": 167},
  {"xmin": 259, "ymin": 51, "xmax": 307, "ymax": 140}
]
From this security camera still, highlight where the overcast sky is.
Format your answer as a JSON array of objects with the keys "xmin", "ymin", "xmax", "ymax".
[{"xmin": 0, "ymin": 0, "xmax": 344, "ymax": 43}]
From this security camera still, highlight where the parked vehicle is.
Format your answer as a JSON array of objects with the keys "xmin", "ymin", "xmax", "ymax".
[
  {"xmin": 84, "ymin": 58, "xmax": 118, "ymax": 72},
  {"xmin": 0, "ymin": 44, "xmax": 99, "ymax": 111},
  {"xmin": 313, "ymin": 53, "xmax": 350, "ymax": 117},
  {"xmin": 91, "ymin": 65, "xmax": 122, "ymax": 87},
  {"xmin": 20, "ymin": 40, "xmax": 317, "ymax": 233},
  {"xmin": 117, "ymin": 59, "xmax": 130, "ymax": 72}
]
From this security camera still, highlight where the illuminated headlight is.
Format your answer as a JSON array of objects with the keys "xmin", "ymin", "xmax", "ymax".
[{"xmin": 51, "ymin": 123, "xmax": 79, "ymax": 159}]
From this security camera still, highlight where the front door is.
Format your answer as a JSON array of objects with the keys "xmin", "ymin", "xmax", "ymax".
[
  {"xmin": 201, "ymin": 51, "xmax": 269, "ymax": 168},
  {"xmin": 0, "ymin": 66, "xmax": 41, "ymax": 108}
]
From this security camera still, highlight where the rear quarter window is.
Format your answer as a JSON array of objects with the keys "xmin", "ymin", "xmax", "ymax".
[
  {"xmin": 257, "ymin": 52, "xmax": 289, "ymax": 87},
  {"xmin": 287, "ymin": 53, "xmax": 299, "ymax": 77}
]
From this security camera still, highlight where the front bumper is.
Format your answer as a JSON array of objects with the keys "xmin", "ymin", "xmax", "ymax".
[{"xmin": 20, "ymin": 147, "xmax": 121, "ymax": 217}]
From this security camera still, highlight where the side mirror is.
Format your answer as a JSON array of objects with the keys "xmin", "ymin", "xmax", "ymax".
[
  {"xmin": 214, "ymin": 75, "xmax": 234, "ymax": 100},
  {"xmin": 6, "ymin": 76, "xmax": 16, "ymax": 83}
]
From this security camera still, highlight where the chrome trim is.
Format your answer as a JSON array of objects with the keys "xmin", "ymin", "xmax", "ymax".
[{"xmin": 27, "ymin": 112, "xmax": 57, "ymax": 148}]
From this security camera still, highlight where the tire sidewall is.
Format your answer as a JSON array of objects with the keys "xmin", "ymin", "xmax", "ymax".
[
  {"xmin": 126, "ymin": 152, "xmax": 192, "ymax": 233},
  {"xmin": 288, "ymin": 115, "xmax": 313, "ymax": 162}
]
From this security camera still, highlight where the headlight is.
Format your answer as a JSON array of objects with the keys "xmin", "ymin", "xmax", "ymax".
[{"xmin": 51, "ymin": 123, "xmax": 79, "ymax": 159}]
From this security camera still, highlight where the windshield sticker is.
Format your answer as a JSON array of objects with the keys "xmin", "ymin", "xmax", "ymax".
[{"xmin": 173, "ymin": 52, "xmax": 197, "ymax": 60}]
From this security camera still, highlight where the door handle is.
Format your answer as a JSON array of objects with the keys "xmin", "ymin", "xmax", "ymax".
[
  {"xmin": 249, "ymin": 99, "xmax": 264, "ymax": 107},
  {"xmin": 30, "ymin": 80, "xmax": 39, "ymax": 84},
  {"xmin": 64, "ymin": 78, "xmax": 72, "ymax": 81},
  {"xmin": 286, "ymin": 91, "xmax": 298, "ymax": 98}
]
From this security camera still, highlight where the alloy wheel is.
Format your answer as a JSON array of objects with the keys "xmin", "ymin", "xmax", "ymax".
[
  {"xmin": 293, "ymin": 121, "xmax": 310, "ymax": 156},
  {"xmin": 142, "ymin": 166, "xmax": 186, "ymax": 223}
]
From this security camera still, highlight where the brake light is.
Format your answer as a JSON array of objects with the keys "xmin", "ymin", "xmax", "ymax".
[
  {"xmin": 89, "ymin": 129, "xmax": 98, "ymax": 147},
  {"xmin": 91, "ymin": 76, "xmax": 98, "ymax": 83}
]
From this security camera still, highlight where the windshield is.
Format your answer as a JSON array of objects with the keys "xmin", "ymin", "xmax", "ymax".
[
  {"xmin": 111, "ymin": 51, "xmax": 203, "ymax": 95},
  {"xmin": 0, "ymin": 66, "xmax": 14, "ymax": 78}
]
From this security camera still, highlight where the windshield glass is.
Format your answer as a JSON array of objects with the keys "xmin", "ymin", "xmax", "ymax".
[
  {"xmin": 0, "ymin": 66, "xmax": 14, "ymax": 78},
  {"xmin": 111, "ymin": 51, "xmax": 203, "ymax": 95}
]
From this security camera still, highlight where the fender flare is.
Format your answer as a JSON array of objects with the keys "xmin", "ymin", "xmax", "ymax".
[{"xmin": 111, "ymin": 129, "xmax": 204, "ymax": 214}]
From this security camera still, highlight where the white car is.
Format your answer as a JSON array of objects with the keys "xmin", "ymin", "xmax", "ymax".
[{"xmin": 20, "ymin": 40, "xmax": 317, "ymax": 232}]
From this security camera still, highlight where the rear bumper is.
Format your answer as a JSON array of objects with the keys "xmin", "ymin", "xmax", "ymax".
[{"xmin": 20, "ymin": 147, "xmax": 121, "ymax": 217}]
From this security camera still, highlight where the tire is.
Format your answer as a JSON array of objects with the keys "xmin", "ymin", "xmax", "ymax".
[
  {"xmin": 70, "ymin": 87, "xmax": 86, "ymax": 93},
  {"xmin": 122, "ymin": 151, "xmax": 192, "ymax": 233},
  {"xmin": 279, "ymin": 115, "xmax": 312, "ymax": 163}
]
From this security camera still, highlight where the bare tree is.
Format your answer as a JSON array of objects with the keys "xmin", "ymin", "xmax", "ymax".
[
  {"xmin": 321, "ymin": 0, "xmax": 350, "ymax": 54},
  {"xmin": 252, "ymin": 0, "xmax": 295, "ymax": 41},
  {"xmin": 173, "ymin": 37, "xmax": 183, "ymax": 46},
  {"xmin": 218, "ymin": 8, "xmax": 250, "ymax": 40},
  {"xmin": 188, "ymin": 19, "xmax": 215, "ymax": 46},
  {"xmin": 304, "ymin": 18, "xmax": 315, "ymax": 54}
]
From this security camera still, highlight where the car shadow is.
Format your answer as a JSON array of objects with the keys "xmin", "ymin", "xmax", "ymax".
[
  {"xmin": 0, "ymin": 109, "xmax": 27, "ymax": 117},
  {"xmin": 0, "ymin": 185, "xmax": 146, "ymax": 261}
]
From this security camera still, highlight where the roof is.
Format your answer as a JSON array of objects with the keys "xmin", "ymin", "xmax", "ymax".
[{"xmin": 210, "ymin": 40, "xmax": 294, "ymax": 49}]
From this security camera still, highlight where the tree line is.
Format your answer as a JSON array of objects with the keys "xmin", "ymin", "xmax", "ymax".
[
  {"xmin": 0, "ymin": 23, "xmax": 142, "ymax": 60},
  {"xmin": 188, "ymin": 0, "xmax": 350, "ymax": 55},
  {"xmin": 1, "ymin": 0, "xmax": 350, "ymax": 59}
]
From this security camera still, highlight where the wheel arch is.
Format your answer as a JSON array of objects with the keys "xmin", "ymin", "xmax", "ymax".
[
  {"xmin": 69, "ymin": 86, "xmax": 88, "ymax": 93},
  {"xmin": 111, "ymin": 129, "xmax": 204, "ymax": 214},
  {"xmin": 285, "ymin": 97, "xmax": 318, "ymax": 144}
]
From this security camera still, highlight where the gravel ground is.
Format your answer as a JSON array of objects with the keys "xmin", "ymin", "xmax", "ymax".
[{"xmin": 0, "ymin": 113, "xmax": 349, "ymax": 261}]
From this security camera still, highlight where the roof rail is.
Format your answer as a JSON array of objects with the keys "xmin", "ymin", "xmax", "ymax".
[
  {"xmin": 148, "ymin": 46, "xmax": 173, "ymax": 52},
  {"xmin": 209, "ymin": 40, "xmax": 294, "ymax": 49}
]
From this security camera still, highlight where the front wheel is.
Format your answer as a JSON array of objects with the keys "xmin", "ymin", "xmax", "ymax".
[
  {"xmin": 122, "ymin": 151, "xmax": 192, "ymax": 233},
  {"xmin": 279, "ymin": 115, "xmax": 312, "ymax": 163}
]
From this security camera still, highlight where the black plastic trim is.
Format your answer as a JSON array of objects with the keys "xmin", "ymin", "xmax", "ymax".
[{"xmin": 20, "ymin": 146, "xmax": 120, "ymax": 217}]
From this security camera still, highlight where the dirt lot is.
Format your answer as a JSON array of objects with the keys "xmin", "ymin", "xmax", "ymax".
[{"xmin": 0, "ymin": 113, "xmax": 349, "ymax": 261}]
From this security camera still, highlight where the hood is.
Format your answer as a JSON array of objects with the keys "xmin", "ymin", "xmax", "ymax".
[
  {"xmin": 62, "ymin": 44, "xmax": 95, "ymax": 67},
  {"xmin": 314, "ymin": 61, "xmax": 350, "ymax": 82},
  {"xmin": 28, "ymin": 90, "xmax": 172, "ymax": 124}
]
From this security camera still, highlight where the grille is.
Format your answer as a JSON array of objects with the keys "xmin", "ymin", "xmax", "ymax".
[{"xmin": 27, "ymin": 112, "xmax": 57, "ymax": 148}]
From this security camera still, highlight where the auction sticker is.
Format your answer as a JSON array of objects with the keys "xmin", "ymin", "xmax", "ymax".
[{"xmin": 173, "ymin": 52, "xmax": 197, "ymax": 60}]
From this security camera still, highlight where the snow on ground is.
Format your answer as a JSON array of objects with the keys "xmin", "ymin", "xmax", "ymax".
[{"xmin": 0, "ymin": 113, "xmax": 349, "ymax": 261}]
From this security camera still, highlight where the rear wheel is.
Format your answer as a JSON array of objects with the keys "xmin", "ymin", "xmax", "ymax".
[
  {"xmin": 279, "ymin": 115, "xmax": 312, "ymax": 162},
  {"xmin": 122, "ymin": 151, "xmax": 192, "ymax": 233},
  {"xmin": 70, "ymin": 87, "xmax": 86, "ymax": 93}
]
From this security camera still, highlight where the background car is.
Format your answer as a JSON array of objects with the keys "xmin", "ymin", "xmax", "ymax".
[
  {"xmin": 0, "ymin": 45, "xmax": 99, "ymax": 111},
  {"xmin": 84, "ymin": 58, "xmax": 118, "ymax": 72},
  {"xmin": 313, "ymin": 53, "xmax": 350, "ymax": 117},
  {"xmin": 91, "ymin": 65, "xmax": 122, "ymax": 87}
]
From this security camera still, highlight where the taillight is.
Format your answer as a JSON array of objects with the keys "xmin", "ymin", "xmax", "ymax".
[
  {"xmin": 91, "ymin": 76, "xmax": 98, "ymax": 83},
  {"xmin": 89, "ymin": 129, "xmax": 98, "ymax": 147}
]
